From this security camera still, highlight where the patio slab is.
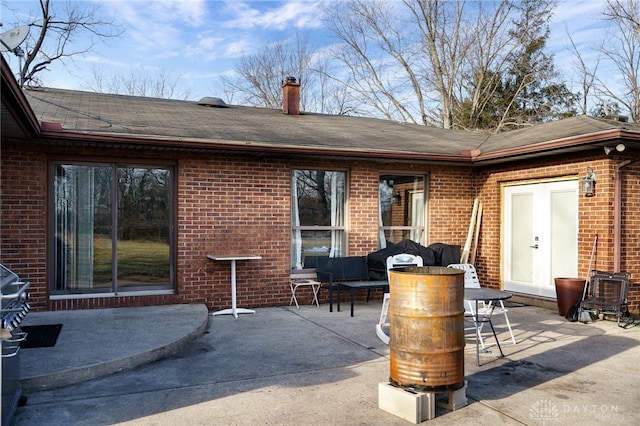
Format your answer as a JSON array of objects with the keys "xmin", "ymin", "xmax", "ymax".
[{"xmin": 14, "ymin": 301, "xmax": 640, "ymax": 425}]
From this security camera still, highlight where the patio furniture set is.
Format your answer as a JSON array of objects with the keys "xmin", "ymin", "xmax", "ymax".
[{"xmin": 289, "ymin": 252, "xmax": 516, "ymax": 366}]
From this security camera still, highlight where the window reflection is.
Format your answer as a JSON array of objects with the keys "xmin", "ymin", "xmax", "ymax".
[
  {"xmin": 52, "ymin": 163, "xmax": 173, "ymax": 293},
  {"xmin": 378, "ymin": 175, "xmax": 426, "ymax": 248},
  {"xmin": 291, "ymin": 170, "xmax": 346, "ymax": 269}
]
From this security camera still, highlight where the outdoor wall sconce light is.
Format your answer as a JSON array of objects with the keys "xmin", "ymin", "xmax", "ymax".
[
  {"xmin": 392, "ymin": 190, "xmax": 402, "ymax": 206},
  {"xmin": 603, "ymin": 143, "xmax": 626, "ymax": 155},
  {"xmin": 580, "ymin": 167, "xmax": 596, "ymax": 197}
]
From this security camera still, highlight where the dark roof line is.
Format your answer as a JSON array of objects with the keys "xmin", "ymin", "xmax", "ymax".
[
  {"xmin": 1, "ymin": 55, "xmax": 40, "ymax": 138},
  {"xmin": 37, "ymin": 128, "xmax": 474, "ymax": 164},
  {"xmin": 4, "ymin": 55, "xmax": 640, "ymax": 165}
]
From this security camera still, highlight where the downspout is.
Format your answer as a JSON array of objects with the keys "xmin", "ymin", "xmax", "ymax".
[{"xmin": 613, "ymin": 159, "xmax": 638, "ymax": 272}]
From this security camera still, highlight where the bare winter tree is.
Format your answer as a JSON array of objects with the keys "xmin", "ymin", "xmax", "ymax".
[
  {"xmin": 566, "ymin": 28, "xmax": 600, "ymax": 115},
  {"xmin": 219, "ymin": 35, "xmax": 309, "ymax": 109},
  {"xmin": 597, "ymin": 0, "xmax": 640, "ymax": 121},
  {"xmin": 327, "ymin": 0, "xmax": 576, "ymax": 131},
  {"xmin": 87, "ymin": 64, "xmax": 191, "ymax": 100},
  {"xmin": 449, "ymin": 1, "xmax": 515, "ymax": 130},
  {"xmin": 409, "ymin": 0, "xmax": 532, "ymax": 130},
  {"xmin": 7, "ymin": 0, "xmax": 122, "ymax": 88},
  {"xmin": 222, "ymin": 39, "xmax": 295, "ymax": 109},
  {"xmin": 327, "ymin": 0, "xmax": 426, "ymax": 124},
  {"xmin": 310, "ymin": 55, "xmax": 362, "ymax": 115},
  {"xmin": 605, "ymin": 0, "xmax": 640, "ymax": 31},
  {"xmin": 217, "ymin": 33, "xmax": 357, "ymax": 115}
]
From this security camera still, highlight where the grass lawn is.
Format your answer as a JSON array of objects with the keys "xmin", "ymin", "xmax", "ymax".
[{"xmin": 93, "ymin": 236, "xmax": 170, "ymax": 285}]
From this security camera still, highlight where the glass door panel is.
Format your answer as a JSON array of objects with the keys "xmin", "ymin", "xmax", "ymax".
[
  {"xmin": 116, "ymin": 167, "xmax": 171, "ymax": 289},
  {"xmin": 503, "ymin": 181, "xmax": 577, "ymax": 298},
  {"xmin": 510, "ymin": 193, "xmax": 533, "ymax": 283},
  {"xmin": 550, "ymin": 189, "xmax": 578, "ymax": 280},
  {"xmin": 53, "ymin": 164, "xmax": 112, "ymax": 291}
]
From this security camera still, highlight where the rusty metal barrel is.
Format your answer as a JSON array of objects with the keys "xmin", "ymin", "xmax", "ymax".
[{"xmin": 388, "ymin": 266, "xmax": 465, "ymax": 392}]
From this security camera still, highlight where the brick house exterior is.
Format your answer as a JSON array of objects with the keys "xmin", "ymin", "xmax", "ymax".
[
  {"xmin": 476, "ymin": 155, "xmax": 638, "ymax": 310},
  {"xmin": 2, "ymin": 56, "xmax": 639, "ymax": 316}
]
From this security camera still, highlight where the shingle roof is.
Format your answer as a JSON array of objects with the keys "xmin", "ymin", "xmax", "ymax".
[
  {"xmin": 479, "ymin": 115, "xmax": 640, "ymax": 151},
  {"xmin": 20, "ymin": 87, "xmax": 640, "ymax": 164},
  {"xmin": 24, "ymin": 87, "xmax": 483, "ymax": 161}
]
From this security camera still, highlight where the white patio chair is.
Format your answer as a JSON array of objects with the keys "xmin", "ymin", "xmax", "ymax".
[
  {"xmin": 376, "ymin": 254, "xmax": 423, "ymax": 345},
  {"xmin": 447, "ymin": 263, "xmax": 516, "ymax": 347},
  {"xmin": 289, "ymin": 271, "xmax": 321, "ymax": 309}
]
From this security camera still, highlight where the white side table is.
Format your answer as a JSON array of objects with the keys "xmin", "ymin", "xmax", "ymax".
[{"xmin": 207, "ymin": 254, "xmax": 261, "ymax": 318}]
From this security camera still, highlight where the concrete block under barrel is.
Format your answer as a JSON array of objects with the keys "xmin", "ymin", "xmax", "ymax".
[{"xmin": 388, "ymin": 266, "xmax": 465, "ymax": 392}]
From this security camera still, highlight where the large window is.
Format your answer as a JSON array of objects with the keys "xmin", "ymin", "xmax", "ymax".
[
  {"xmin": 379, "ymin": 174, "xmax": 426, "ymax": 248},
  {"xmin": 291, "ymin": 169, "xmax": 346, "ymax": 270},
  {"xmin": 51, "ymin": 162, "xmax": 174, "ymax": 295}
]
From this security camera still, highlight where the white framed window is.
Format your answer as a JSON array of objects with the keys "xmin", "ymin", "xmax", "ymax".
[
  {"xmin": 291, "ymin": 169, "xmax": 346, "ymax": 270},
  {"xmin": 378, "ymin": 174, "xmax": 427, "ymax": 248}
]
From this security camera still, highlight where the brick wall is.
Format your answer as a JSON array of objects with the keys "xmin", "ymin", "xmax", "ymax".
[
  {"xmin": 427, "ymin": 166, "xmax": 474, "ymax": 245},
  {"xmin": 177, "ymin": 154, "xmax": 292, "ymax": 311},
  {"xmin": 348, "ymin": 163, "xmax": 381, "ymax": 255},
  {"xmin": 475, "ymin": 151, "xmax": 639, "ymax": 315},
  {"xmin": 621, "ymin": 161, "xmax": 640, "ymax": 312},
  {"xmin": 477, "ymin": 154, "xmax": 609, "ymax": 285},
  {"xmin": 0, "ymin": 143, "xmax": 48, "ymax": 308},
  {"xmin": 0, "ymin": 142, "xmax": 186, "ymax": 311},
  {"xmin": 2, "ymin": 139, "xmax": 637, "ymax": 315}
]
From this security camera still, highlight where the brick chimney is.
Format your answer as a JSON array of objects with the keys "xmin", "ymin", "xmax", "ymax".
[{"xmin": 282, "ymin": 76, "xmax": 300, "ymax": 115}]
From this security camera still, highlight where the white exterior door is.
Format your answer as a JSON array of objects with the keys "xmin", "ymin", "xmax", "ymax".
[{"xmin": 502, "ymin": 180, "xmax": 578, "ymax": 298}]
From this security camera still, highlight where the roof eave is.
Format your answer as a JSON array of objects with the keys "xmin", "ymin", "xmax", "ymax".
[
  {"xmin": 37, "ymin": 129, "xmax": 473, "ymax": 164},
  {"xmin": 472, "ymin": 129, "xmax": 640, "ymax": 165},
  {"xmin": 1, "ymin": 55, "xmax": 40, "ymax": 138}
]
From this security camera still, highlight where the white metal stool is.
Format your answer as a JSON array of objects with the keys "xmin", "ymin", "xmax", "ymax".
[{"xmin": 289, "ymin": 273, "xmax": 321, "ymax": 309}]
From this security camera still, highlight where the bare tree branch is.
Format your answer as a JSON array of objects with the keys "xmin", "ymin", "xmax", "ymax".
[
  {"xmin": 221, "ymin": 37, "xmax": 308, "ymax": 109},
  {"xmin": 87, "ymin": 64, "xmax": 191, "ymax": 100},
  {"xmin": 216, "ymin": 33, "xmax": 354, "ymax": 115},
  {"xmin": 596, "ymin": 0, "xmax": 640, "ymax": 121},
  {"xmin": 566, "ymin": 27, "xmax": 600, "ymax": 115},
  {"xmin": 327, "ymin": 0, "xmax": 425, "ymax": 124},
  {"xmin": 324, "ymin": 0, "xmax": 574, "ymax": 131},
  {"xmin": 17, "ymin": 0, "xmax": 122, "ymax": 88}
]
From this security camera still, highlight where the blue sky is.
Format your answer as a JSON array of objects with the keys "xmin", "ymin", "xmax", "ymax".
[
  {"xmin": 2, "ymin": 0, "xmax": 334, "ymax": 99},
  {"xmin": 1, "ymin": 0, "xmax": 613, "ymax": 106}
]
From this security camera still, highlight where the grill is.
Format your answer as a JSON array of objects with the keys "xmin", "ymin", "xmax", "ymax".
[
  {"xmin": 1, "ymin": 263, "xmax": 30, "ymax": 426},
  {"xmin": 579, "ymin": 270, "xmax": 631, "ymax": 327}
]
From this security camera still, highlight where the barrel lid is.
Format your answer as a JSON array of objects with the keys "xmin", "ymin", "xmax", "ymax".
[{"xmin": 390, "ymin": 266, "xmax": 465, "ymax": 275}]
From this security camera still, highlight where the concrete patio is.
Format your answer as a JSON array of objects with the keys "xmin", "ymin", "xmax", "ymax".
[{"xmin": 14, "ymin": 300, "xmax": 640, "ymax": 425}]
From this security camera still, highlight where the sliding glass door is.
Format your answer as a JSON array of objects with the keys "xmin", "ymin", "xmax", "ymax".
[{"xmin": 52, "ymin": 162, "xmax": 174, "ymax": 294}]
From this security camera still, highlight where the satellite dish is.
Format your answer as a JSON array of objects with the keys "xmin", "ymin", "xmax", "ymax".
[{"xmin": 0, "ymin": 25, "xmax": 29, "ymax": 53}]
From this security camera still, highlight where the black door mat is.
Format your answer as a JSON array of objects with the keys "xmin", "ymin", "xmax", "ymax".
[{"xmin": 20, "ymin": 324, "xmax": 63, "ymax": 348}]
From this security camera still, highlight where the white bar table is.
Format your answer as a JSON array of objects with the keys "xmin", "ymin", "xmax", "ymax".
[{"xmin": 207, "ymin": 254, "xmax": 262, "ymax": 318}]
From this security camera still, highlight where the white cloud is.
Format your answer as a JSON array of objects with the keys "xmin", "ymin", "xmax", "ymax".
[
  {"xmin": 181, "ymin": 28, "xmax": 255, "ymax": 61},
  {"xmin": 150, "ymin": 0, "xmax": 208, "ymax": 27},
  {"xmin": 551, "ymin": 0, "xmax": 604, "ymax": 23},
  {"xmin": 223, "ymin": 0, "xmax": 326, "ymax": 31},
  {"xmin": 222, "ymin": 38, "xmax": 257, "ymax": 58},
  {"xmin": 97, "ymin": 0, "xmax": 208, "ymax": 27},
  {"xmin": 97, "ymin": 0, "xmax": 209, "ymax": 56},
  {"xmin": 548, "ymin": 0, "xmax": 605, "ymax": 52},
  {"xmin": 195, "ymin": 35, "xmax": 227, "ymax": 51},
  {"xmin": 547, "ymin": 1, "xmax": 607, "ymax": 80}
]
